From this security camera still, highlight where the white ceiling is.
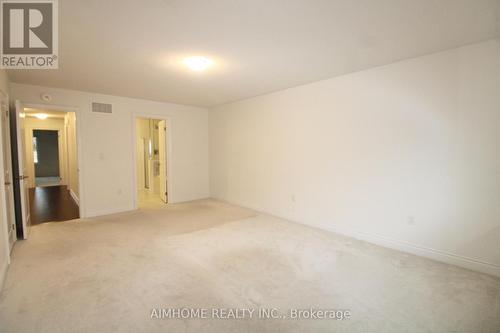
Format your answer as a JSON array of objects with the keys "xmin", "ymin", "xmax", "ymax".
[{"xmin": 8, "ymin": 0, "xmax": 500, "ymax": 107}]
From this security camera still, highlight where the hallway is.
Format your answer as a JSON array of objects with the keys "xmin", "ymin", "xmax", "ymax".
[{"xmin": 29, "ymin": 186, "xmax": 80, "ymax": 225}]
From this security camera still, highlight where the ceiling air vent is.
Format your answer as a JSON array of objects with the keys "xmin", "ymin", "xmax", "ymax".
[{"xmin": 92, "ymin": 102, "xmax": 112, "ymax": 114}]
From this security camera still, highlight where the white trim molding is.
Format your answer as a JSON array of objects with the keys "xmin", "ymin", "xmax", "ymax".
[
  {"xmin": 319, "ymin": 223, "xmax": 500, "ymax": 278},
  {"xmin": 213, "ymin": 197, "xmax": 500, "ymax": 278},
  {"xmin": 0, "ymin": 89, "xmax": 11, "ymax": 291},
  {"xmin": 69, "ymin": 189, "xmax": 79, "ymax": 206}
]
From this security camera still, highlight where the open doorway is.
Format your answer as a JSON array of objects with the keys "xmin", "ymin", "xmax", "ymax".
[
  {"xmin": 33, "ymin": 130, "xmax": 61, "ymax": 187},
  {"xmin": 135, "ymin": 117, "xmax": 168, "ymax": 208},
  {"xmin": 21, "ymin": 108, "xmax": 80, "ymax": 226}
]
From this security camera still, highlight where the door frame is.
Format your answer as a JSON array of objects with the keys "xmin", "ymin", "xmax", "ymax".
[
  {"xmin": 0, "ymin": 89, "xmax": 12, "ymax": 266},
  {"xmin": 0, "ymin": 92, "xmax": 16, "ymax": 250},
  {"xmin": 131, "ymin": 113, "xmax": 172, "ymax": 209},
  {"xmin": 12, "ymin": 100, "xmax": 31, "ymax": 239},
  {"xmin": 22, "ymin": 103, "xmax": 84, "ymax": 219}
]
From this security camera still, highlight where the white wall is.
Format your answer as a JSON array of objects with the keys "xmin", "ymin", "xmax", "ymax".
[
  {"xmin": 209, "ymin": 39, "xmax": 500, "ymax": 277},
  {"xmin": 0, "ymin": 69, "xmax": 10, "ymax": 289},
  {"xmin": 11, "ymin": 84, "xmax": 209, "ymax": 217}
]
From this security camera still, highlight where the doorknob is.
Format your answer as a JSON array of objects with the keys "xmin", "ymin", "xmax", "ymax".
[{"xmin": 4, "ymin": 182, "xmax": 10, "ymax": 185}]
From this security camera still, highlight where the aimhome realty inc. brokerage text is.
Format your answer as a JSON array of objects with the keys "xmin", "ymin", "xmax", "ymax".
[{"xmin": 151, "ymin": 308, "xmax": 352, "ymax": 320}]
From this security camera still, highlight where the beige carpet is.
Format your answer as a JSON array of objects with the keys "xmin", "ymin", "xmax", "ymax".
[{"xmin": 0, "ymin": 199, "xmax": 499, "ymax": 332}]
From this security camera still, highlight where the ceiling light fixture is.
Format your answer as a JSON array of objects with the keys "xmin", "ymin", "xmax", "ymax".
[
  {"xmin": 182, "ymin": 56, "xmax": 213, "ymax": 72},
  {"xmin": 35, "ymin": 113, "xmax": 48, "ymax": 120}
]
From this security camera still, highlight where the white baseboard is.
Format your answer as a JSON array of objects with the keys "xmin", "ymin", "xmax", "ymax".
[
  {"xmin": 211, "ymin": 196, "xmax": 500, "ymax": 278},
  {"xmin": 69, "ymin": 189, "xmax": 79, "ymax": 206},
  {"xmin": 319, "ymin": 223, "xmax": 500, "ymax": 278}
]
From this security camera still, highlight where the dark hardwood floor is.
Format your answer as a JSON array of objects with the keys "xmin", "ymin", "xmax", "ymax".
[{"xmin": 29, "ymin": 186, "xmax": 80, "ymax": 225}]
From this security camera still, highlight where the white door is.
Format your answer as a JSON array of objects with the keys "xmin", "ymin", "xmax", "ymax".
[
  {"xmin": 1, "ymin": 95, "xmax": 16, "ymax": 249},
  {"xmin": 158, "ymin": 120, "xmax": 167, "ymax": 203},
  {"xmin": 15, "ymin": 100, "xmax": 30, "ymax": 239}
]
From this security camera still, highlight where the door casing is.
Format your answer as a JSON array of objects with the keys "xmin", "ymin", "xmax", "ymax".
[{"xmin": 0, "ymin": 89, "xmax": 15, "ymax": 255}]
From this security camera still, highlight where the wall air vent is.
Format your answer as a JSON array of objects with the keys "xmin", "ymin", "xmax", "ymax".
[{"xmin": 92, "ymin": 102, "xmax": 112, "ymax": 114}]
